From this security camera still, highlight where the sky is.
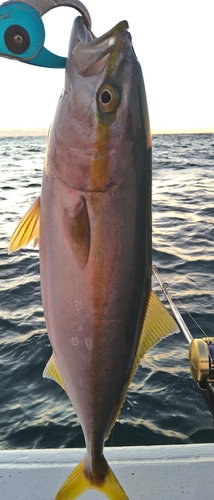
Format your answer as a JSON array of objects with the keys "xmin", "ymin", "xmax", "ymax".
[{"xmin": 0, "ymin": 0, "xmax": 213, "ymax": 135}]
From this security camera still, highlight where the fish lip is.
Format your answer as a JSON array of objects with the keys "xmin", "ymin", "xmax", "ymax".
[{"xmin": 73, "ymin": 20, "xmax": 130, "ymax": 76}]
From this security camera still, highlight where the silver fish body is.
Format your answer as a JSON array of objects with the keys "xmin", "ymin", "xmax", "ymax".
[
  {"xmin": 9, "ymin": 15, "xmax": 178, "ymax": 500},
  {"xmin": 40, "ymin": 17, "xmax": 152, "ymax": 458}
]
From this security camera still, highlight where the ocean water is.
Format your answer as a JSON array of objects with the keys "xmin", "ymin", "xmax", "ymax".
[{"xmin": 0, "ymin": 133, "xmax": 214, "ymax": 451}]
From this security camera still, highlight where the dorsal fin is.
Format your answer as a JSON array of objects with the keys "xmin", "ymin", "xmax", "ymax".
[
  {"xmin": 105, "ymin": 290, "xmax": 179, "ymax": 440},
  {"xmin": 8, "ymin": 196, "xmax": 40, "ymax": 254},
  {"xmin": 64, "ymin": 196, "xmax": 90, "ymax": 270}
]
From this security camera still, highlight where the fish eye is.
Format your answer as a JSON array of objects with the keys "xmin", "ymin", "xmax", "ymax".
[{"xmin": 97, "ymin": 84, "xmax": 119, "ymax": 113}]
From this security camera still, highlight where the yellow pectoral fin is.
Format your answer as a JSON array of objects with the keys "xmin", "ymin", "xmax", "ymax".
[
  {"xmin": 137, "ymin": 289, "xmax": 180, "ymax": 361},
  {"xmin": 43, "ymin": 353, "xmax": 67, "ymax": 393},
  {"xmin": 55, "ymin": 455, "xmax": 129, "ymax": 500},
  {"xmin": 8, "ymin": 196, "xmax": 40, "ymax": 254}
]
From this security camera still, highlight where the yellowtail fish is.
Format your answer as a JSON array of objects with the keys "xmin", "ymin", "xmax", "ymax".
[{"xmin": 9, "ymin": 15, "xmax": 179, "ymax": 500}]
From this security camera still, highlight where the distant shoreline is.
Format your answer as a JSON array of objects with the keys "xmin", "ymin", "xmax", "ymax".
[
  {"xmin": 0, "ymin": 129, "xmax": 213, "ymax": 138},
  {"xmin": 0, "ymin": 129, "xmax": 48, "ymax": 138}
]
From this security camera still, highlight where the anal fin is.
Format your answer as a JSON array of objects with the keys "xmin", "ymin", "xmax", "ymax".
[
  {"xmin": 136, "ymin": 289, "xmax": 180, "ymax": 361},
  {"xmin": 105, "ymin": 290, "xmax": 179, "ymax": 440},
  {"xmin": 33, "ymin": 236, "xmax": 39, "ymax": 248},
  {"xmin": 43, "ymin": 353, "xmax": 67, "ymax": 393}
]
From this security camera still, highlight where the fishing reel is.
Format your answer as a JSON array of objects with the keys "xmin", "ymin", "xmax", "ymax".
[
  {"xmin": 152, "ymin": 265, "xmax": 214, "ymax": 419},
  {"xmin": 189, "ymin": 337, "xmax": 214, "ymax": 383}
]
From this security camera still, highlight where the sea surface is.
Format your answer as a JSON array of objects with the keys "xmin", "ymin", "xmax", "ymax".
[{"xmin": 0, "ymin": 133, "xmax": 214, "ymax": 451}]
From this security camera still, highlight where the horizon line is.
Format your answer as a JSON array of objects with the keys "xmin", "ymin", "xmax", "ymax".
[{"xmin": 0, "ymin": 127, "xmax": 213, "ymax": 138}]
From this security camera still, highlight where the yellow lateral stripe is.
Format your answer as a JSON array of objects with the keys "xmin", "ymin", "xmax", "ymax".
[
  {"xmin": 90, "ymin": 120, "xmax": 109, "ymax": 191},
  {"xmin": 8, "ymin": 196, "xmax": 40, "ymax": 254}
]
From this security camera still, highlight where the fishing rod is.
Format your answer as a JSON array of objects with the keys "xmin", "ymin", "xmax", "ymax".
[{"xmin": 152, "ymin": 265, "xmax": 214, "ymax": 422}]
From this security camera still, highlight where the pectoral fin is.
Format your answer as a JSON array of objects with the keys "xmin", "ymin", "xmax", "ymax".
[
  {"xmin": 64, "ymin": 196, "xmax": 90, "ymax": 270},
  {"xmin": 43, "ymin": 353, "xmax": 67, "ymax": 393},
  {"xmin": 8, "ymin": 196, "xmax": 40, "ymax": 254}
]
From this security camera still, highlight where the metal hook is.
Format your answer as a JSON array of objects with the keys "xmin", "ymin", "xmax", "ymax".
[{"xmin": 24, "ymin": 0, "xmax": 91, "ymax": 29}]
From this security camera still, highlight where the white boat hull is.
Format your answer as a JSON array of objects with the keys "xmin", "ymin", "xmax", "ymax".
[{"xmin": 0, "ymin": 444, "xmax": 213, "ymax": 499}]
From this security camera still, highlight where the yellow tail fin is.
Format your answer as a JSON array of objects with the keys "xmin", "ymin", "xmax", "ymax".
[{"xmin": 55, "ymin": 455, "xmax": 129, "ymax": 500}]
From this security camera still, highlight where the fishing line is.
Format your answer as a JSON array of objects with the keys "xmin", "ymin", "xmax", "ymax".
[
  {"xmin": 173, "ymin": 295, "xmax": 208, "ymax": 337},
  {"xmin": 153, "ymin": 265, "xmax": 208, "ymax": 337}
]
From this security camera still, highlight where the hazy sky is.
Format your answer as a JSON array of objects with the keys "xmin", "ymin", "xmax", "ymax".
[{"xmin": 0, "ymin": 0, "xmax": 213, "ymax": 134}]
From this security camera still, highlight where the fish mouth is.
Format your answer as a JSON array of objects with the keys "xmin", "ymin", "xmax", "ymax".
[{"xmin": 73, "ymin": 19, "xmax": 130, "ymax": 76}]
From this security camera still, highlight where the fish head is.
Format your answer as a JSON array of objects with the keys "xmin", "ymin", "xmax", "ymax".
[{"xmin": 47, "ymin": 16, "xmax": 151, "ymax": 192}]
